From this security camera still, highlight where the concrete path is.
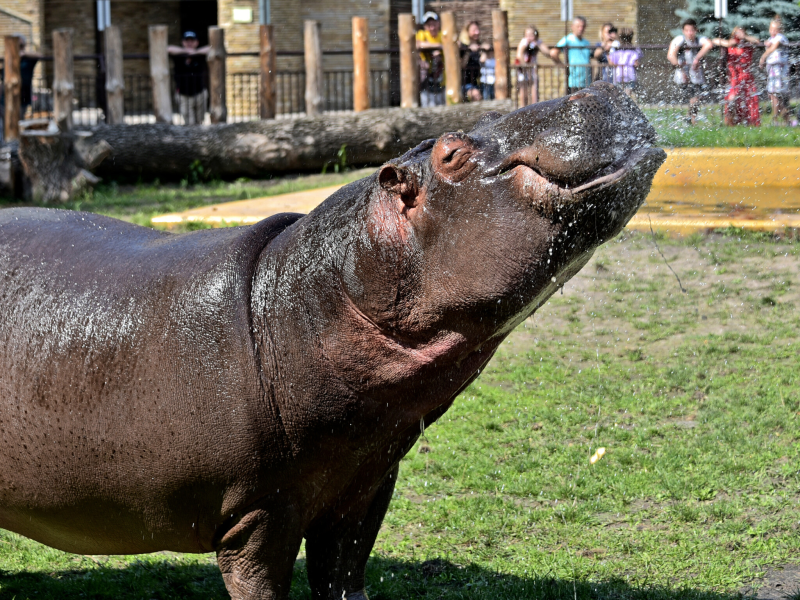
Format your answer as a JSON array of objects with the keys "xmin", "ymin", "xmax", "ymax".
[{"xmin": 152, "ymin": 149, "xmax": 800, "ymax": 234}]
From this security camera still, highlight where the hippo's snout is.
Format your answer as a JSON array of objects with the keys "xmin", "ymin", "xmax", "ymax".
[{"xmin": 478, "ymin": 82, "xmax": 659, "ymax": 190}]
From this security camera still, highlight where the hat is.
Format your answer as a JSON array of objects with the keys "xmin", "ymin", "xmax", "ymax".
[
  {"xmin": 422, "ymin": 11, "xmax": 439, "ymax": 23},
  {"xmin": 183, "ymin": 31, "xmax": 198, "ymax": 39}
]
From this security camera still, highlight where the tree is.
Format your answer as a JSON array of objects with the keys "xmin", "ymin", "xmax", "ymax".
[{"xmin": 674, "ymin": 0, "xmax": 800, "ymax": 41}]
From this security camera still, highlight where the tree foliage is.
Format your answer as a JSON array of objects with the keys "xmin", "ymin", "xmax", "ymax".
[{"xmin": 674, "ymin": 0, "xmax": 800, "ymax": 41}]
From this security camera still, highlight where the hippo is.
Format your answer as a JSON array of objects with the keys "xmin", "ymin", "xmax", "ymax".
[{"xmin": 0, "ymin": 82, "xmax": 665, "ymax": 600}]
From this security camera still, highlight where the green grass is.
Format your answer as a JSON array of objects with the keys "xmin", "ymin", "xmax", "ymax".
[
  {"xmin": 1, "ymin": 228, "xmax": 799, "ymax": 599},
  {"xmin": 646, "ymin": 104, "xmax": 800, "ymax": 147},
  {"xmin": 0, "ymin": 168, "xmax": 373, "ymax": 228}
]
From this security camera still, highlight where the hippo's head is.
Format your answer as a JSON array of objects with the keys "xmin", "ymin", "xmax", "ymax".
[{"xmin": 332, "ymin": 83, "xmax": 665, "ymax": 397}]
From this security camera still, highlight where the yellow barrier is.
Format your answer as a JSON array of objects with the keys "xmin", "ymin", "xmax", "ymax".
[{"xmin": 654, "ymin": 148, "xmax": 800, "ymax": 188}]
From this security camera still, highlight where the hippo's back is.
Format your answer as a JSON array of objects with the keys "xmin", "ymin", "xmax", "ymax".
[{"xmin": 0, "ymin": 208, "xmax": 301, "ymax": 554}]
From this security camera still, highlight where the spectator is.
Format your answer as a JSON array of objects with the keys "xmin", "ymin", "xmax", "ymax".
[
  {"xmin": 759, "ymin": 18, "xmax": 790, "ymax": 126},
  {"xmin": 550, "ymin": 17, "xmax": 593, "ymax": 93},
  {"xmin": 460, "ymin": 21, "xmax": 488, "ymax": 102},
  {"xmin": 595, "ymin": 23, "xmax": 618, "ymax": 82},
  {"xmin": 480, "ymin": 45, "xmax": 496, "ymax": 100},
  {"xmin": 416, "ymin": 12, "xmax": 446, "ymax": 107},
  {"xmin": 516, "ymin": 26, "xmax": 555, "ymax": 105},
  {"xmin": 168, "ymin": 31, "xmax": 210, "ymax": 125},
  {"xmin": 19, "ymin": 36, "xmax": 44, "ymax": 119},
  {"xmin": 608, "ymin": 28, "xmax": 642, "ymax": 97},
  {"xmin": 712, "ymin": 26, "xmax": 760, "ymax": 126},
  {"xmin": 667, "ymin": 19, "xmax": 713, "ymax": 125}
]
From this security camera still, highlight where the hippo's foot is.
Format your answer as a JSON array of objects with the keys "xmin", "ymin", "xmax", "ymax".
[
  {"xmin": 306, "ymin": 465, "xmax": 398, "ymax": 600},
  {"xmin": 216, "ymin": 507, "xmax": 303, "ymax": 600}
]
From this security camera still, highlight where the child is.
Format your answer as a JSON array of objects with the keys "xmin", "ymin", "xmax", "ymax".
[
  {"xmin": 759, "ymin": 17, "xmax": 789, "ymax": 126},
  {"xmin": 480, "ymin": 46, "xmax": 496, "ymax": 100},
  {"xmin": 608, "ymin": 28, "xmax": 642, "ymax": 97}
]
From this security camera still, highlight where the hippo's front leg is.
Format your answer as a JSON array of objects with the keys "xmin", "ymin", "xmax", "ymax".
[
  {"xmin": 216, "ymin": 504, "xmax": 304, "ymax": 600},
  {"xmin": 305, "ymin": 465, "xmax": 399, "ymax": 600}
]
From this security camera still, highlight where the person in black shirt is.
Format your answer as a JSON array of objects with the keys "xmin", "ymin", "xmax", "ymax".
[
  {"xmin": 18, "ymin": 37, "xmax": 43, "ymax": 119},
  {"xmin": 168, "ymin": 31, "xmax": 210, "ymax": 125}
]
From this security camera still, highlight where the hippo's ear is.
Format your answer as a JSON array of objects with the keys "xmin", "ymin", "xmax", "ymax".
[{"xmin": 378, "ymin": 164, "xmax": 419, "ymax": 208}]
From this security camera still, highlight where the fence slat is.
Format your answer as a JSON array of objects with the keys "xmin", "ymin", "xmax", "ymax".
[
  {"xmin": 441, "ymin": 12, "xmax": 462, "ymax": 105},
  {"xmin": 104, "ymin": 25, "xmax": 124, "ymax": 124},
  {"xmin": 260, "ymin": 25, "xmax": 276, "ymax": 120},
  {"xmin": 148, "ymin": 25, "xmax": 172, "ymax": 123},
  {"xmin": 3, "ymin": 36, "xmax": 21, "ymax": 140},
  {"xmin": 352, "ymin": 17, "xmax": 370, "ymax": 112},
  {"xmin": 399, "ymin": 14, "xmax": 419, "ymax": 108},
  {"xmin": 492, "ymin": 10, "xmax": 509, "ymax": 100},
  {"xmin": 53, "ymin": 28, "xmax": 74, "ymax": 130},
  {"xmin": 208, "ymin": 27, "xmax": 227, "ymax": 124},
  {"xmin": 304, "ymin": 21, "xmax": 324, "ymax": 116}
]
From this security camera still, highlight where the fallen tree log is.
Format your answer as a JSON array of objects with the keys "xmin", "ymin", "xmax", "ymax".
[
  {"xmin": 18, "ymin": 119, "xmax": 112, "ymax": 203},
  {"xmin": 92, "ymin": 100, "xmax": 514, "ymax": 179}
]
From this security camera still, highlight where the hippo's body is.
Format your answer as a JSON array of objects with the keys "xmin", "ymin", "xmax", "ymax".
[{"xmin": 0, "ymin": 83, "xmax": 665, "ymax": 599}]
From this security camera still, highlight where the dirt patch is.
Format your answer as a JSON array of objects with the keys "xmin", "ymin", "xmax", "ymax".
[{"xmin": 741, "ymin": 564, "xmax": 800, "ymax": 599}]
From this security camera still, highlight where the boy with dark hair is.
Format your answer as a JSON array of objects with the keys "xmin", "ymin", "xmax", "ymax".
[{"xmin": 667, "ymin": 18, "xmax": 714, "ymax": 124}]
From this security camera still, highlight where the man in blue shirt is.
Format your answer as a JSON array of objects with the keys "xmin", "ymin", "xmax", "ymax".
[{"xmin": 550, "ymin": 17, "xmax": 593, "ymax": 93}]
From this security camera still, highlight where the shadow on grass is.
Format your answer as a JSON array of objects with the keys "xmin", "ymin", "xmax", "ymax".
[{"xmin": 0, "ymin": 555, "xmax": 761, "ymax": 600}]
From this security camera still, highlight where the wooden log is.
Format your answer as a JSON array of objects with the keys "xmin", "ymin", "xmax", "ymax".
[
  {"xmin": 104, "ymin": 26, "xmax": 124, "ymax": 124},
  {"xmin": 492, "ymin": 10, "xmax": 510, "ymax": 101},
  {"xmin": 352, "ymin": 17, "xmax": 370, "ymax": 112},
  {"xmin": 53, "ymin": 28, "xmax": 74, "ymax": 131},
  {"xmin": 89, "ymin": 100, "xmax": 514, "ymax": 179},
  {"xmin": 149, "ymin": 25, "xmax": 172, "ymax": 124},
  {"xmin": 304, "ymin": 20, "xmax": 324, "ymax": 116},
  {"xmin": 18, "ymin": 119, "xmax": 111, "ymax": 203},
  {"xmin": 440, "ymin": 12, "xmax": 462, "ymax": 105},
  {"xmin": 4, "ymin": 36, "xmax": 22, "ymax": 141},
  {"xmin": 208, "ymin": 27, "xmax": 227, "ymax": 124},
  {"xmin": 259, "ymin": 25, "xmax": 276, "ymax": 120},
  {"xmin": 398, "ymin": 14, "xmax": 419, "ymax": 109}
]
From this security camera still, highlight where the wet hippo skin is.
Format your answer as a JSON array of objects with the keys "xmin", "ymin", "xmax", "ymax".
[{"xmin": 0, "ymin": 82, "xmax": 665, "ymax": 600}]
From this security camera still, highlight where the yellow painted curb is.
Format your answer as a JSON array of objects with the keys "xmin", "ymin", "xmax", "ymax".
[{"xmin": 654, "ymin": 148, "xmax": 800, "ymax": 188}]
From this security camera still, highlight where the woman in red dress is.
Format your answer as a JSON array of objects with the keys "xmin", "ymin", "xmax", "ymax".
[{"xmin": 712, "ymin": 27, "xmax": 761, "ymax": 126}]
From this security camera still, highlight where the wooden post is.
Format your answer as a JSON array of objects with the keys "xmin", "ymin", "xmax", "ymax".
[
  {"xmin": 53, "ymin": 29, "xmax": 74, "ymax": 131},
  {"xmin": 304, "ymin": 20, "xmax": 324, "ymax": 116},
  {"xmin": 4, "ymin": 36, "xmax": 22, "ymax": 141},
  {"xmin": 352, "ymin": 17, "xmax": 370, "ymax": 112},
  {"xmin": 259, "ymin": 25, "xmax": 276, "ymax": 120},
  {"xmin": 148, "ymin": 25, "xmax": 172, "ymax": 123},
  {"xmin": 440, "ymin": 12, "xmax": 461, "ymax": 105},
  {"xmin": 492, "ymin": 10, "xmax": 510, "ymax": 100},
  {"xmin": 208, "ymin": 27, "xmax": 227, "ymax": 124},
  {"xmin": 104, "ymin": 25, "xmax": 124, "ymax": 124},
  {"xmin": 398, "ymin": 14, "xmax": 419, "ymax": 108}
]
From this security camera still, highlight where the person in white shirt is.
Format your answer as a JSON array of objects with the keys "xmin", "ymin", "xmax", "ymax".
[
  {"xmin": 758, "ymin": 17, "xmax": 790, "ymax": 126},
  {"xmin": 667, "ymin": 19, "xmax": 714, "ymax": 125}
]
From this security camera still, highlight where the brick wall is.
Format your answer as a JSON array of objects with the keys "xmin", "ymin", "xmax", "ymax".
[
  {"xmin": 43, "ymin": 0, "xmax": 95, "ymax": 77},
  {"xmin": 638, "ymin": 0, "xmax": 684, "ymax": 43},
  {"xmin": 0, "ymin": 0, "xmax": 42, "ymax": 50},
  {"xmin": 220, "ymin": 0, "xmax": 393, "ymax": 72}
]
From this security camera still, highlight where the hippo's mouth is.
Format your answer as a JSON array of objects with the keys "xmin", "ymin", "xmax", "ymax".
[{"xmin": 491, "ymin": 145, "xmax": 663, "ymax": 196}]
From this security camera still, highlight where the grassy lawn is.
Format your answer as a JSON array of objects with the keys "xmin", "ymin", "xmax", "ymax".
[
  {"xmin": 1, "ymin": 228, "xmax": 798, "ymax": 599},
  {"xmin": 646, "ymin": 104, "xmax": 800, "ymax": 147}
]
